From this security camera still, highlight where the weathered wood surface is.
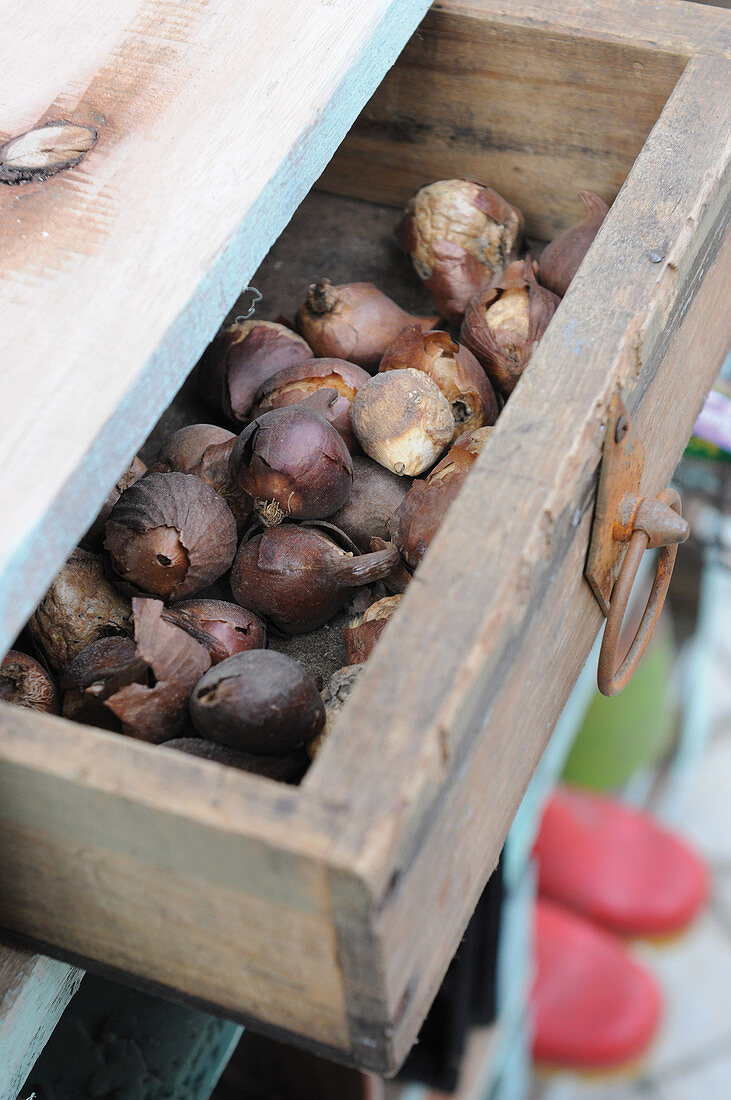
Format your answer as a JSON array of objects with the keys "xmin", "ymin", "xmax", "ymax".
[
  {"xmin": 0, "ymin": 0, "xmax": 727, "ymax": 1078},
  {"xmin": 319, "ymin": 0, "xmax": 730, "ymax": 238},
  {"xmin": 0, "ymin": 945, "xmax": 83, "ymax": 1099},
  {"xmin": 0, "ymin": 0, "xmax": 430, "ymax": 660},
  {"xmin": 0, "ymin": 706, "xmax": 359, "ymax": 1052},
  {"xmin": 308, "ymin": 46, "xmax": 731, "ymax": 1067}
]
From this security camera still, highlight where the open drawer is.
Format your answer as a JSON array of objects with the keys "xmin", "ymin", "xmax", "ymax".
[{"xmin": 0, "ymin": 0, "xmax": 729, "ymax": 1076}]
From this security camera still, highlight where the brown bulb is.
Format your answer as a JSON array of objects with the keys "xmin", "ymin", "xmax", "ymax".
[
  {"xmin": 380, "ymin": 324, "xmax": 498, "ymax": 441},
  {"xmin": 84, "ymin": 457, "xmax": 147, "ymax": 547},
  {"xmin": 397, "ymin": 179, "xmax": 524, "ymax": 323},
  {"xmin": 105, "ymin": 472, "xmax": 237, "ymax": 600},
  {"xmin": 329, "ymin": 454, "xmax": 411, "ymax": 552},
  {"xmin": 189, "ymin": 650, "xmax": 325, "ymax": 754},
  {"xmin": 461, "ymin": 258, "xmax": 559, "ymax": 395},
  {"xmin": 154, "ymin": 424, "xmax": 252, "ymax": 529},
  {"xmin": 228, "ymin": 405, "xmax": 353, "ymax": 525},
  {"xmin": 350, "ymin": 369, "xmax": 453, "ymax": 476},
  {"xmin": 0, "ymin": 650, "xmax": 58, "ymax": 713},
  {"xmin": 28, "ymin": 548, "xmax": 132, "ymax": 673},
  {"xmin": 538, "ymin": 191, "xmax": 609, "ymax": 297},
  {"xmin": 196, "ymin": 320, "xmax": 313, "ymax": 424},
  {"xmin": 61, "ymin": 598, "xmax": 210, "ymax": 742},
  {"xmin": 250, "ymin": 357, "xmax": 370, "ymax": 452},
  {"xmin": 295, "ymin": 279, "xmax": 438, "ymax": 371},
  {"xmin": 343, "ymin": 594, "xmax": 402, "ymax": 665},
  {"xmin": 230, "ymin": 524, "xmax": 399, "ymax": 634},
  {"xmin": 388, "ymin": 426, "xmax": 492, "ymax": 570},
  {"xmin": 170, "ymin": 599, "xmax": 265, "ymax": 660}
]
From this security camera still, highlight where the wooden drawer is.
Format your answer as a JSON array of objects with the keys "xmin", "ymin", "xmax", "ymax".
[{"xmin": 0, "ymin": 0, "xmax": 729, "ymax": 1076}]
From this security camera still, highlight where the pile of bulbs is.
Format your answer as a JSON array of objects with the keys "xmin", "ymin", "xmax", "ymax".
[{"xmin": 0, "ymin": 180, "xmax": 607, "ymax": 778}]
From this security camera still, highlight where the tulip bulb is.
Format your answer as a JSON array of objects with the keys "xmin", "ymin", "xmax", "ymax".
[{"xmin": 397, "ymin": 179, "xmax": 524, "ymax": 323}]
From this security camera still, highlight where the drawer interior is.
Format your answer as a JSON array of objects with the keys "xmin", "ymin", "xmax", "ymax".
[{"xmin": 0, "ymin": 0, "xmax": 728, "ymax": 1077}]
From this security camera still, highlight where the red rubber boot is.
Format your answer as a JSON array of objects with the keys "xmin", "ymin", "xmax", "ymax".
[
  {"xmin": 531, "ymin": 897, "xmax": 662, "ymax": 1071},
  {"xmin": 534, "ymin": 786, "xmax": 708, "ymax": 938}
]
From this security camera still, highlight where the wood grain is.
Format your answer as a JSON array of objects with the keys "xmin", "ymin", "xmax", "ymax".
[
  {"xmin": 309, "ymin": 48, "xmax": 731, "ymax": 1067},
  {"xmin": 0, "ymin": 704, "xmax": 355, "ymax": 1050},
  {"xmin": 0, "ymin": 0, "xmax": 727, "ymax": 1076},
  {"xmin": 0, "ymin": 0, "xmax": 430, "ymax": 660},
  {"xmin": 319, "ymin": 0, "xmax": 730, "ymax": 238}
]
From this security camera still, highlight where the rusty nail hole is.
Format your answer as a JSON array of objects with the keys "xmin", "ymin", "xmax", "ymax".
[
  {"xmin": 0, "ymin": 120, "xmax": 97, "ymax": 185},
  {"xmin": 615, "ymin": 415, "xmax": 629, "ymax": 443}
]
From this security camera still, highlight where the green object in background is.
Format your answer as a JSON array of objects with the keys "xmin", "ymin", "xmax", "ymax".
[{"xmin": 562, "ymin": 617, "xmax": 677, "ymax": 790}]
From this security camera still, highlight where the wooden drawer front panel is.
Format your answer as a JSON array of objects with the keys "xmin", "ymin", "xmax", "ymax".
[{"xmin": 0, "ymin": 0, "xmax": 728, "ymax": 1077}]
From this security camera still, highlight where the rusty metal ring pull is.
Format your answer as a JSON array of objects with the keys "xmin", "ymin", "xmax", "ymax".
[{"xmin": 597, "ymin": 488, "xmax": 686, "ymax": 697}]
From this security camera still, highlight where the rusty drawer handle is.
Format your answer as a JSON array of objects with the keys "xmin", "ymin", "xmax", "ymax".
[{"xmin": 597, "ymin": 487, "xmax": 687, "ymax": 697}]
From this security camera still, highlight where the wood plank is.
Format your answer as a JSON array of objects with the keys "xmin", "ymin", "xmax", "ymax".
[
  {"xmin": 308, "ymin": 49, "xmax": 731, "ymax": 1067},
  {"xmin": 319, "ymin": 0, "xmax": 730, "ymax": 237},
  {"xmin": 0, "ymin": 944, "xmax": 83, "ymax": 1099},
  {"xmin": 0, "ymin": 0, "xmax": 431, "ymax": 660},
  {"xmin": 0, "ymin": 706, "xmax": 357, "ymax": 1053},
  {"xmin": 0, "ymin": 3, "xmax": 727, "ymax": 1076}
]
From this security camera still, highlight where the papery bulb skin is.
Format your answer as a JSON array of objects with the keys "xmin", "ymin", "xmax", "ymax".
[
  {"xmin": 388, "ymin": 426, "xmax": 493, "ymax": 571},
  {"xmin": 196, "ymin": 320, "xmax": 313, "ymax": 424},
  {"xmin": 380, "ymin": 324, "xmax": 498, "ymax": 441},
  {"xmin": 230, "ymin": 524, "xmax": 399, "ymax": 634},
  {"xmin": 295, "ymin": 279, "xmax": 438, "ymax": 371},
  {"xmin": 461, "ymin": 259, "xmax": 559, "ymax": 395},
  {"xmin": 343, "ymin": 594, "xmax": 402, "ymax": 665},
  {"xmin": 228, "ymin": 405, "xmax": 353, "ymax": 525},
  {"xmin": 170, "ymin": 599, "xmax": 266, "ymax": 661},
  {"xmin": 0, "ymin": 650, "xmax": 58, "ymax": 713},
  {"xmin": 28, "ymin": 548, "xmax": 133, "ymax": 673},
  {"xmin": 105, "ymin": 472, "xmax": 237, "ymax": 600},
  {"xmin": 61, "ymin": 598, "xmax": 210, "ymax": 743},
  {"xmin": 537, "ymin": 190, "xmax": 610, "ymax": 297},
  {"xmin": 329, "ymin": 455, "xmax": 411, "ymax": 552},
  {"xmin": 350, "ymin": 369, "xmax": 453, "ymax": 477},
  {"xmin": 397, "ymin": 179, "xmax": 524, "ymax": 323},
  {"xmin": 250, "ymin": 357, "xmax": 370, "ymax": 453}
]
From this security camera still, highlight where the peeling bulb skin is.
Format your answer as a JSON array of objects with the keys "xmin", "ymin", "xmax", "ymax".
[
  {"xmin": 388, "ymin": 427, "xmax": 492, "ymax": 570},
  {"xmin": 170, "ymin": 599, "xmax": 266, "ymax": 660},
  {"xmin": 350, "ymin": 369, "xmax": 453, "ymax": 476},
  {"xmin": 397, "ymin": 179, "xmax": 524, "ymax": 323},
  {"xmin": 189, "ymin": 650, "xmax": 325, "ymax": 755},
  {"xmin": 538, "ymin": 190, "xmax": 610, "ymax": 297},
  {"xmin": 61, "ymin": 599, "xmax": 210, "ymax": 742},
  {"xmin": 0, "ymin": 650, "xmax": 58, "ymax": 713},
  {"xmin": 228, "ymin": 405, "xmax": 353, "ymax": 524},
  {"xmin": 230, "ymin": 524, "xmax": 399, "ymax": 634},
  {"xmin": 28, "ymin": 548, "xmax": 133, "ymax": 673},
  {"xmin": 343, "ymin": 595, "xmax": 402, "ymax": 665},
  {"xmin": 196, "ymin": 320, "xmax": 313, "ymax": 424},
  {"xmin": 105, "ymin": 472, "xmax": 238, "ymax": 600},
  {"xmin": 250, "ymin": 358, "xmax": 370, "ymax": 452},
  {"xmin": 295, "ymin": 279, "xmax": 438, "ymax": 371},
  {"xmin": 461, "ymin": 259, "xmax": 560, "ymax": 395},
  {"xmin": 380, "ymin": 324, "xmax": 498, "ymax": 441},
  {"xmin": 156, "ymin": 424, "xmax": 235, "ymax": 472},
  {"xmin": 153, "ymin": 426, "xmax": 251, "ymax": 530}
]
